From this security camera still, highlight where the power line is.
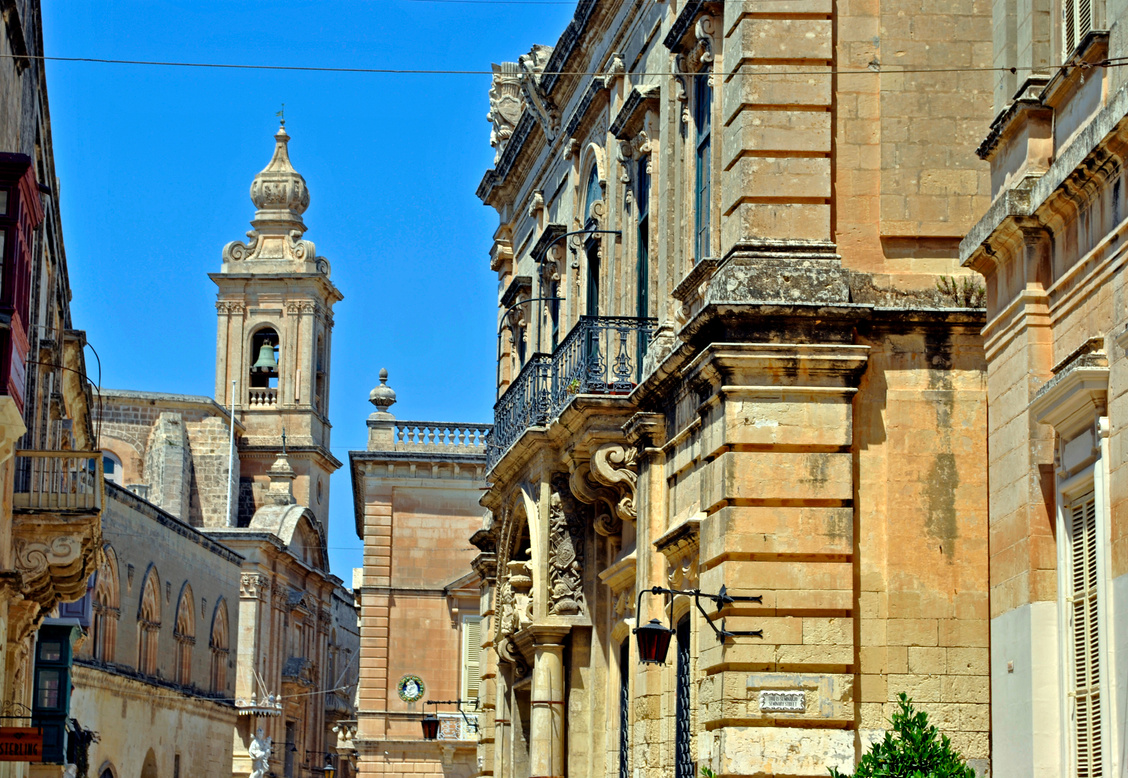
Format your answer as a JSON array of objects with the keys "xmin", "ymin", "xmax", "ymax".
[{"xmin": 4, "ymin": 51, "xmax": 1120, "ymax": 78}]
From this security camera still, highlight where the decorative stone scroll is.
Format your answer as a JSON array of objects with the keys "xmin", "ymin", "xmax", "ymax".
[
  {"xmin": 548, "ymin": 474, "xmax": 585, "ymax": 616},
  {"xmin": 569, "ymin": 442, "xmax": 639, "ymax": 537}
]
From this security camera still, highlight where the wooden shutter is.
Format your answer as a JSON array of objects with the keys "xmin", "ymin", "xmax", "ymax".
[
  {"xmin": 1063, "ymin": 0, "xmax": 1094, "ymax": 57},
  {"xmin": 1069, "ymin": 494, "xmax": 1103, "ymax": 777},
  {"xmin": 462, "ymin": 617, "xmax": 482, "ymax": 703}
]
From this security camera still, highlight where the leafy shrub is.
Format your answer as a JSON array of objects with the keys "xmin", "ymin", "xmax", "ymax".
[{"xmin": 829, "ymin": 693, "xmax": 976, "ymax": 778}]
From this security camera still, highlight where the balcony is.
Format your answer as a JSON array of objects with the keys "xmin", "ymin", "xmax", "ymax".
[
  {"xmin": 248, "ymin": 387, "xmax": 277, "ymax": 407},
  {"xmin": 14, "ymin": 451, "xmax": 103, "ymax": 514},
  {"xmin": 488, "ymin": 316, "xmax": 657, "ymax": 471}
]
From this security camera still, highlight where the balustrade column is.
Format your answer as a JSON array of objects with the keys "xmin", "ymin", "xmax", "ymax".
[{"xmin": 529, "ymin": 626, "xmax": 569, "ymax": 778}]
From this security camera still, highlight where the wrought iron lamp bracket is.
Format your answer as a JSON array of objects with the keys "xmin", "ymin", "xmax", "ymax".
[{"xmin": 634, "ymin": 584, "xmax": 763, "ymax": 642}]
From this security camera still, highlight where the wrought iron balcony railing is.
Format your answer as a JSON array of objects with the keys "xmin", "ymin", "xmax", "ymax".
[
  {"xmin": 13, "ymin": 450, "xmax": 103, "ymax": 513},
  {"xmin": 487, "ymin": 316, "xmax": 656, "ymax": 471}
]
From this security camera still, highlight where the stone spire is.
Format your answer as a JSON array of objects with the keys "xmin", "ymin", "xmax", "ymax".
[{"xmin": 219, "ymin": 123, "xmax": 330, "ymax": 273}]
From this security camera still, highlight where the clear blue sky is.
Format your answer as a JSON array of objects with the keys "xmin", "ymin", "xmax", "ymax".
[{"xmin": 42, "ymin": 0, "xmax": 576, "ymax": 584}]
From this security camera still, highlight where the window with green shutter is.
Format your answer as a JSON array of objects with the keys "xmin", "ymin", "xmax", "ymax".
[{"xmin": 1067, "ymin": 493, "xmax": 1104, "ymax": 777}]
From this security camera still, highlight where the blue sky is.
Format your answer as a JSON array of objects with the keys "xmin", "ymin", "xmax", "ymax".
[{"xmin": 42, "ymin": 0, "xmax": 576, "ymax": 583}]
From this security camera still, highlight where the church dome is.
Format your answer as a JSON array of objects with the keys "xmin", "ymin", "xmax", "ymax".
[{"xmin": 249, "ymin": 124, "xmax": 310, "ymax": 231}]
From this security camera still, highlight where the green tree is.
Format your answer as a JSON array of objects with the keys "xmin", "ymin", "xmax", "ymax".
[{"xmin": 830, "ymin": 693, "xmax": 976, "ymax": 778}]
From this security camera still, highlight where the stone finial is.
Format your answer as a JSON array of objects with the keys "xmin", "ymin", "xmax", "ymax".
[
  {"xmin": 367, "ymin": 369, "xmax": 396, "ymax": 451},
  {"xmin": 368, "ymin": 369, "xmax": 396, "ymax": 416},
  {"xmin": 265, "ymin": 450, "xmax": 296, "ymax": 506},
  {"xmin": 249, "ymin": 124, "xmax": 310, "ymax": 234}
]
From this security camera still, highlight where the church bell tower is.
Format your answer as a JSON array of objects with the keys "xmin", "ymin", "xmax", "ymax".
[{"xmin": 212, "ymin": 122, "xmax": 343, "ymax": 530}]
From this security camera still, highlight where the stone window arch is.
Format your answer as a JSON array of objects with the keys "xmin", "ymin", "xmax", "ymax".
[
  {"xmin": 210, "ymin": 598, "xmax": 230, "ymax": 694},
  {"xmin": 249, "ymin": 325, "xmax": 280, "ymax": 403},
  {"xmin": 173, "ymin": 583, "xmax": 195, "ymax": 686},
  {"xmin": 137, "ymin": 566, "xmax": 161, "ymax": 676},
  {"xmin": 92, "ymin": 545, "xmax": 120, "ymax": 662}
]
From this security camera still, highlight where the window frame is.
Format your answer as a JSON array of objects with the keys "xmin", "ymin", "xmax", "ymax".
[
  {"xmin": 692, "ymin": 70, "xmax": 713, "ymax": 264},
  {"xmin": 1055, "ymin": 458, "xmax": 1114, "ymax": 777}
]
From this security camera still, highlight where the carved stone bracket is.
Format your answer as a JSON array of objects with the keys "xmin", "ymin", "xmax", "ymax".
[
  {"xmin": 654, "ymin": 517, "xmax": 701, "ymax": 591},
  {"xmin": 240, "ymin": 573, "xmax": 270, "ymax": 600},
  {"xmin": 13, "ymin": 519, "xmax": 99, "ymax": 620},
  {"xmin": 569, "ymin": 442, "xmax": 639, "ymax": 536},
  {"xmin": 518, "ymin": 45, "xmax": 560, "ymax": 141}
]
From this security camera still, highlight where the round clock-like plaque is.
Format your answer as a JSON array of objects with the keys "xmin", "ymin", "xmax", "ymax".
[{"xmin": 397, "ymin": 674, "xmax": 425, "ymax": 703}]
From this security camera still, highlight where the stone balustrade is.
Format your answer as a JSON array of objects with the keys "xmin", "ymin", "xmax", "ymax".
[
  {"xmin": 248, "ymin": 388, "xmax": 277, "ymax": 407},
  {"xmin": 392, "ymin": 421, "xmax": 491, "ymax": 453}
]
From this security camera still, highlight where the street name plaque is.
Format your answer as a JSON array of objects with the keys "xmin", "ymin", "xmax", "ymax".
[{"xmin": 758, "ymin": 690, "xmax": 806, "ymax": 713}]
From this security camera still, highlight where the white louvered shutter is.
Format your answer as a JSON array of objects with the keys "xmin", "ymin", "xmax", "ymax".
[
  {"xmin": 461, "ymin": 617, "xmax": 482, "ymax": 740},
  {"xmin": 1063, "ymin": 0, "xmax": 1094, "ymax": 58},
  {"xmin": 1069, "ymin": 494, "xmax": 1103, "ymax": 777}
]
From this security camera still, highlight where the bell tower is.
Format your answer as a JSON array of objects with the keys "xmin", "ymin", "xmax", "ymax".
[{"xmin": 211, "ymin": 122, "xmax": 343, "ymax": 530}]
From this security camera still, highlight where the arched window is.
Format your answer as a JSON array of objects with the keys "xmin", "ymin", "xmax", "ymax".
[
  {"xmin": 101, "ymin": 451, "xmax": 123, "ymax": 486},
  {"xmin": 91, "ymin": 546, "xmax": 120, "ymax": 662},
  {"xmin": 137, "ymin": 568, "xmax": 161, "ymax": 676},
  {"xmin": 174, "ymin": 585, "xmax": 195, "ymax": 686},
  {"xmin": 249, "ymin": 327, "xmax": 280, "ymax": 405},
  {"xmin": 583, "ymin": 163, "xmax": 600, "ymax": 224},
  {"xmin": 210, "ymin": 599, "xmax": 230, "ymax": 694}
]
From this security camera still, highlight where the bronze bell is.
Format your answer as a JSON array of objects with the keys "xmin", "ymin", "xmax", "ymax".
[{"xmin": 252, "ymin": 341, "xmax": 278, "ymax": 372}]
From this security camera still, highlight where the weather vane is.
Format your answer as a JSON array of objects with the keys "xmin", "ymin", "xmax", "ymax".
[
  {"xmin": 281, "ymin": 426, "xmax": 287, "ymax": 456},
  {"xmin": 276, "ymin": 103, "xmax": 285, "ymax": 128}
]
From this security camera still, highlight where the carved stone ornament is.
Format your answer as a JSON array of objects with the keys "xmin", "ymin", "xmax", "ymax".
[
  {"xmin": 672, "ymin": 54, "xmax": 691, "ymax": 125},
  {"xmin": 548, "ymin": 474, "xmax": 586, "ymax": 616},
  {"xmin": 518, "ymin": 44, "xmax": 560, "ymax": 140},
  {"xmin": 569, "ymin": 442, "xmax": 639, "ymax": 536},
  {"xmin": 14, "ymin": 532, "xmax": 94, "ymax": 612},
  {"xmin": 688, "ymin": 15, "xmax": 717, "ymax": 71},
  {"xmin": 488, "ymin": 61, "xmax": 524, "ymax": 163},
  {"xmin": 240, "ymin": 573, "xmax": 269, "ymax": 600}
]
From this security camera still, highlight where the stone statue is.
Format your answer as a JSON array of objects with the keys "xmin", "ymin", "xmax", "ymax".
[{"xmin": 249, "ymin": 727, "xmax": 272, "ymax": 778}]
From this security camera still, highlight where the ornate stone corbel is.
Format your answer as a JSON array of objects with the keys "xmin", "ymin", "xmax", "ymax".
[
  {"xmin": 569, "ymin": 442, "xmax": 639, "ymax": 536},
  {"xmin": 690, "ymin": 15, "xmax": 717, "ymax": 69},
  {"xmin": 528, "ymin": 190, "xmax": 545, "ymax": 220}
]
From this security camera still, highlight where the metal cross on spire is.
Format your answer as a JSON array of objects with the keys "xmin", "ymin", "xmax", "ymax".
[{"xmin": 281, "ymin": 426, "xmax": 287, "ymax": 456}]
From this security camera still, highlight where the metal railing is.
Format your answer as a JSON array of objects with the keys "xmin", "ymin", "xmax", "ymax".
[
  {"xmin": 13, "ymin": 450, "xmax": 104, "ymax": 513},
  {"xmin": 488, "ymin": 316, "xmax": 656, "ymax": 470}
]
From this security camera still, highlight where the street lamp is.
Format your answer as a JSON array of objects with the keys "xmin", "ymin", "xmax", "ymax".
[
  {"xmin": 420, "ymin": 712, "xmax": 441, "ymax": 741},
  {"xmin": 322, "ymin": 755, "xmax": 336, "ymax": 778},
  {"xmin": 632, "ymin": 584, "xmax": 764, "ymax": 665}
]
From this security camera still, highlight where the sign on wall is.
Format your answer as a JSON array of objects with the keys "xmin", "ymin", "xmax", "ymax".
[{"xmin": 0, "ymin": 728, "xmax": 43, "ymax": 761}]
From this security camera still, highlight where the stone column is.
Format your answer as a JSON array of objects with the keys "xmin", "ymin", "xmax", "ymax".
[
  {"xmin": 529, "ymin": 626, "xmax": 569, "ymax": 778},
  {"xmin": 494, "ymin": 662, "xmax": 512, "ymax": 778}
]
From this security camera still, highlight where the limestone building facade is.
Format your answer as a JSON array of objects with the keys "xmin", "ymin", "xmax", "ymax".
[
  {"xmin": 90, "ymin": 124, "xmax": 359, "ymax": 778},
  {"xmin": 960, "ymin": 1, "xmax": 1128, "ymax": 774},
  {"xmin": 474, "ymin": 0, "xmax": 996, "ymax": 776},
  {"xmin": 67, "ymin": 483, "xmax": 243, "ymax": 778},
  {"xmin": 0, "ymin": 2, "xmax": 104, "ymax": 775},
  {"xmin": 349, "ymin": 374, "xmax": 491, "ymax": 777}
]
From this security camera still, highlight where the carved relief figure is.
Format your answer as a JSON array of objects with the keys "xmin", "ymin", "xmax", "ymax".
[{"xmin": 548, "ymin": 474, "xmax": 585, "ymax": 616}]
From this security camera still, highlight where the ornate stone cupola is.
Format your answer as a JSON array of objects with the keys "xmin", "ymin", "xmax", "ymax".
[
  {"xmin": 221, "ymin": 123, "xmax": 329, "ymax": 274},
  {"xmin": 211, "ymin": 123, "xmax": 343, "ymax": 531}
]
